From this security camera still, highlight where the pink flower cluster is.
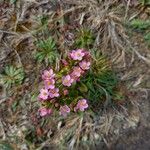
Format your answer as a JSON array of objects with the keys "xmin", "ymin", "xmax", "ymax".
[
  {"xmin": 38, "ymin": 49, "xmax": 91, "ymax": 117},
  {"xmin": 62, "ymin": 49, "xmax": 91, "ymax": 87},
  {"xmin": 39, "ymin": 69, "xmax": 59, "ymax": 100},
  {"xmin": 39, "ymin": 108, "xmax": 52, "ymax": 117}
]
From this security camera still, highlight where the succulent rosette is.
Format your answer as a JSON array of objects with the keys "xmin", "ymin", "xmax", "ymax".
[{"xmin": 38, "ymin": 49, "xmax": 91, "ymax": 117}]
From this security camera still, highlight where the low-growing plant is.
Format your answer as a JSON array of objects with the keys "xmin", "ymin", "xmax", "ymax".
[
  {"xmin": 35, "ymin": 37, "xmax": 59, "ymax": 66},
  {"xmin": 10, "ymin": 0, "xmax": 17, "ymax": 4},
  {"xmin": 35, "ymin": 14, "xmax": 49, "ymax": 33},
  {"xmin": 81, "ymin": 71, "xmax": 118, "ymax": 109},
  {"xmin": 0, "ymin": 142, "xmax": 14, "ymax": 150},
  {"xmin": 144, "ymin": 32, "xmax": 150, "ymax": 46},
  {"xmin": 130, "ymin": 19, "xmax": 150, "ymax": 31},
  {"xmin": 38, "ymin": 49, "xmax": 91, "ymax": 117},
  {"xmin": 140, "ymin": 0, "xmax": 150, "ymax": 5},
  {"xmin": 75, "ymin": 28, "xmax": 95, "ymax": 48},
  {"xmin": 39, "ymin": 15, "xmax": 48, "ymax": 26},
  {"xmin": 0, "ymin": 66, "xmax": 25, "ymax": 88},
  {"xmin": 90, "ymin": 49, "xmax": 110, "ymax": 74},
  {"xmin": 37, "ymin": 48, "xmax": 120, "ymax": 117},
  {"xmin": 80, "ymin": 50, "xmax": 119, "ymax": 110}
]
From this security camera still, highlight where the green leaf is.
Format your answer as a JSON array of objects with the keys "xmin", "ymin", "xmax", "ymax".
[
  {"xmin": 0, "ymin": 66, "xmax": 25, "ymax": 88},
  {"xmin": 75, "ymin": 28, "xmax": 95, "ymax": 48},
  {"xmin": 130, "ymin": 19, "xmax": 150, "ymax": 30},
  {"xmin": 0, "ymin": 142, "xmax": 14, "ymax": 150},
  {"xmin": 140, "ymin": 0, "xmax": 150, "ymax": 5},
  {"xmin": 12, "ymin": 100, "xmax": 18, "ymax": 112},
  {"xmin": 79, "ymin": 83, "xmax": 88, "ymax": 92},
  {"xmin": 10, "ymin": 0, "xmax": 17, "ymax": 4},
  {"xmin": 35, "ymin": 37, "xmax": 59, "ymax": 65}
]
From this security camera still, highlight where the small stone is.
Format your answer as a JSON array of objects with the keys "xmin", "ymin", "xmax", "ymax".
[
  {"xmin": 94, "ymin": 133, "xmax": 100, "ymax": 140},
  {"xmin": 21, "ymin": 126, "xmax": 27, "ymax": 132},
  {"xmin": 82, "ymin": 135, "xmax": 88, "ymax": 142},
  {"xmin": 114, "ymin": 129, "xmax": 119, "ymax": 135},
  {"xmin": 17, "ymin": 130, "xmax": 22, "ymax": 137},
  {"xmin": 20, "ymin": 144, "xmax": 28, "ymax": 150}
]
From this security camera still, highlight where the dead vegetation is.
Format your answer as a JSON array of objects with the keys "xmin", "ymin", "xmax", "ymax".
[{"xmin": 0, "ymin": 0, "xmax": 150, "ymax": 149}]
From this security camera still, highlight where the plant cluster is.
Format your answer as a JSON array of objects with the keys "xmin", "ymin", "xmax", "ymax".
[
  {"xmin": 140, "ymin": 0, "xmax": 150, "ymax": 5},
  {"xmin": 0, "ymin": 66, "xmax": 24, "ymax": 88},
  {"xmin": 35, "ymin": 37, "xmax": 58, "ymax": 66},
  {"xmin": 129, "ymin": 18, "xmax": 150, "ymax": 47},
  {"xmin": 75, "ymin": 29, "xmax": 95, "ymax": 48},
  {"xmin": 144, "ymin": 32, "xmax": 150, "ymax": 46},
  {"xmin": 38, "ymin": 49, "xmax": 91, "ymax": 117},
  {"xmin": 130, "ymin": 19, "xmax": 150, "ymax": 31},
  {"xmin": 80, "ymin": 50, "xmax": 120, "ymax": 110}
]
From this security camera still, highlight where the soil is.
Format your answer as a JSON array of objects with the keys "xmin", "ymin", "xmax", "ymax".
[{"xmin": 0, "ymin": 1, "xmax": 150, "ymax": 150}]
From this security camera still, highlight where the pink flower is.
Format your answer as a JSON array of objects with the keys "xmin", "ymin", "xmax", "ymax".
[
  {"xmin": 49, "ymin": 88, "xmax": 59, "ymax": 98},
  {"xmin": 39, "ymin": 108, "xmax": 52, "ymax": 117},
  {"xmin": 71, "ymin": 67, "xmax": 82, "ymax": 77},
  {"xmin": 79, "ymin": 61, "xmax": 91, "ymax": 70},
  {"xmin": 42, "ymin": 69, "xmax": 55, "ymax": 80},
  {"xmin": 62, "ymin": 59, "xmax": 68, "ymax": 66},
  {"xmin": 83, "ymin": 50, "xmax": 90, "ymax": 56},
  {"xmin": 70, "ymin": 49, "xmax": 85, "ymax": 61},
  {"xmin": 76, "ymin": 99, "xmax": 88, "ymax": 111},
  {"xmin": 62, "ymin": 75, "xmax": 74, "ymax": 87},
  {"xmin": 39, "ymin": 88, "xmax": 49, "ymax": 100},
  {"xmin": 63, "ymin": 89, "xmax": 69, "ymax": 96},
  {"xmin": 59, "ymin": 105, "xmax": 70, "ymax": 117},
  {"xmin": 44, "ymin": 79, "xmax": 55, "ymax": 89},
  {"xmin": 47, "ymin": 109, "xmax": 53, "ymax": 115}
]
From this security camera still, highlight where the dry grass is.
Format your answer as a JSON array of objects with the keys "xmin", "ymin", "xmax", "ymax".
[
  {"xmin": 60, "ymin": 0, "xmax": 150, "ymax": 69},
  {"xmin": 42, "ymin": 102, "xmax": 143, "ymax": 149},
  {"xmin": 0, "ymin": 0, "xmax": 150, "ymax": 149}
]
